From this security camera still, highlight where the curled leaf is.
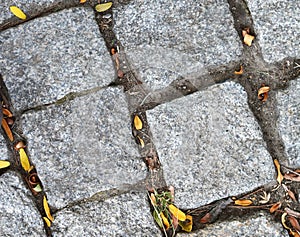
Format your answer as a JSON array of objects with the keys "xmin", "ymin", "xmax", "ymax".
[
  {"xmin": 9, "ymin": 6, "xmax": 27, "ymax": 20},
  {"xmin": 168, "ymin": 204, "xmax": 186, "ymax": 221},
  {"xmin": 282, "ymin": 213, "xmax": 290, "ymax": 230},
  {"xmin": 43, "ymin": 217, "xmax": 52, "ymax": 227},
  {"xmin": 2, "ymin": 119, "xmax": 13, "ymax": 141},
  {"xmin": 274, "ymin": 159, "xmax": 283, "ymax": 184},
  {"xmin": 43, "ymin": 196, "xmax": 54, "ymax": 222},
  {"xmin": 234, "ymin": 199, "xmax": 252, "ymax": 206},
  {"xmin": 270, "ymin": 201, "xmax": 282, "ymax": 213},
  {"xmin": 133, "ymin": 115, "xmax": 143, "ymax": 130},
  {"xmin": 258, "ymin": 86, "xmax": 270, "ymax": 102},
  {"xmin": 234, "ymin": 66, "xmax": 243, "ymax": 75},
  {"xmin": 19, "ymin": 148, "xmax": 30, "ymax": 171},
  {"xmin": 0, "ymin": 160, "xmax": 10, "ymax": 169},
  {"xmin": 160, "ymin": 212, "xmax": 170, "ymax": 230},
  {"xmin": 179, "ymin": 214, "xmax": 193, "ymax": 232},
  {"xmin": 95, "ymin": 2, "xmax": 112, "ymax": 12}
]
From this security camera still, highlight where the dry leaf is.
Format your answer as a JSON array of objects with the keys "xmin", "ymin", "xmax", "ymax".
[
  {"xmin": 9, "ymin": 6, "xmax": 27, "ymax": 20},
  {"xmin": 95, "ymin": 2, "xmax": 112, "ymax": 12},
  {"xmin": 258, "ymin": 86, "xmax": 270, "ymax": 102},
  {"xmin": 0, "ymin": 160, "xmax": 10, "ymax": 169},
  {"xmin": 150, "ymin": 193, "xmax": 156, "ymax": 206},
  {"xmin": 242, "ymin": 28, "xmax": 255, "ymax": 46},
  {"xmin": 14, "ymin": 141, "xmax": 26, "ymax": 151},
  {"xmin": 43, "ymin": 196, "xmax": 54, "ymax": 222},
  {"xmin": 80, "ymin": 0, "xmax": 87, "ymax": 3},
  {"xmin": 160, "ymin": 212, "xmax": 170, "ymax": 230},
  {"xmin": 179, "ymin": 214, "xmax": 193, "ymax": 232},
  {"xmin": 288, "ymin": 190, "xmax": 297, "ymax": 202},
  {"xmin": 284, "ymin": 173, "xmax": 300, "ymax": 182},
  {"xmin": 43, "ymin": 217, "xmax": 52, "ymax": 227},
  {"xmin": 200, "ymin": 212, "xmax": 210, "ymax": 224},
  {"xmin": 19, "ymin": 148, "xmax": 30, "ymax": 172},
  {"xmin": 2, "ymin": 119, "xmax": 13, "ymax": 141},
  {"xmin": 234, "ymin": 199, "xmax": 252, "ymax": 206},
  {"xmin": 282, "ymin": 213, "xmax": 290, "ymax": 230},
  {"xmin": 259, "ymin": 191, "xmax": 271, "ymax": 204},
  {"xmin": 274, "ymin": 159, "xmax": 284, "ymax": 184},
  {"xmin": 288, "ymin": 216, "xmax": 300, "ymax": 232},
  {"xmin": 133, "ymin": 115, "xmax": 143, "ymax": 130},
  {"xmin": 2, "ymin": 108, "xmax": 13, "ymax": 117},
  {"xmin": 270, "ymin": 201, "xmax": 282, "ymax": 213},
  {"xmin": 137, "ymin": 136, "xmax": 145, "ymax": 148},
  {"xmin": 234, "ymin": 66, "xmax": 243, "ymax": 75},
  {"xmin": 168, "ymin": 204, "xmax": 186, "ymax": 221}
]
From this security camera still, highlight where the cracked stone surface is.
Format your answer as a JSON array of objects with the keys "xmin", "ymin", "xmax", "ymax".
[
  {"xmin": 21, "ymin": 87, "xmax": 145, "ymax": 208},
  {"xmin": 147, "ymin": 82, "xmax": 274, "ymax": 208}
]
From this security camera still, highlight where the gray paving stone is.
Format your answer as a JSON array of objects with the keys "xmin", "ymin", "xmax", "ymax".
[
  {"xmin": 52, "ymin": 192, "xmax": 161, "ymax": 237},
  {"xmin": 277, "ymin": 78, "xmax": 300, "ymax": 167},
  {"xmin": 0, "ymin": 7, "xmax": 114, "ymax": 111},
  {"xmin": 114, "ymin": 0, "xmax": 242, "ymax": 90},
  {"xmin": 147, "ymin": 81, "xmax": 275, "ymax": 209},
  {"xmin": 0, "ymin": 0, "xmax": 57, "ymax": 24},
  {"xmin": 21, "ymin": 87, "xmax": 145, "ymax": 208},
  {"xmin": 178, "ymin": 212, "xmax": 287, "ymax": 237},
  {"xmin": 247, "ymin": 0, "xmax": 300, "ymax": 63},
  {"xmin": 0, "ymin": 172, "xmax": 45, "ymax": 236}
]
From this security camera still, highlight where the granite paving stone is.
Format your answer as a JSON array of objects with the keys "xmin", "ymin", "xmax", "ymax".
[
  {"xmin": 247, "ymin": 0, "xmax": 300, "ymax": 63},
  {"xmin": 21, "ymin": 87, "xmax": 146, "ymax": 208},
  {"xmin": 51, "ymin": 192, "xmax": 161, "ymax": 237},
  {"xmin": 147, "ymin": 81, "xmax": 275, "ymax": 208},
  {"xmin": 0, "ymin": 7, "xmax": 114, "ymax": 111},
  {"xmin": 277, "ymin": 78, "xmax": 300, "ymax": 167},
  {"xmin": 114, "ymin": 0, "xmax": 242, "ymax": 90},
  {"xmin": 0, "ymin": 173, "xmax": 45, "ymax": 236}
]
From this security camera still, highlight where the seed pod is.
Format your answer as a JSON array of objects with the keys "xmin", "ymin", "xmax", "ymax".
[{"xmin": 168, "ymin": 204, "xmax": 186, "ymax": 221}]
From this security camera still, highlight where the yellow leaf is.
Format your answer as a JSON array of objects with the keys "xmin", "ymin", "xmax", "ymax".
[
  {"xmin": 9, "ymin": 6, "xmax": 27, "ymax": 20},
  {"xmin": 0, "ymin": 160, "xmax": 10, "ymax": 169},
  {"xmin": 274, "ymin": 159, "xmax": 283, "ymax": 184},
  {"xmin": 43, "ymin": 196, "xmax": 54, "ymax": 222},
  {"xmin": 133, "ymin": 115, "xmax": 143, "ymax": 130},
  {"xmin": 43, "ymin": 217, "xmax": 52, "ymax": 227},
  {"xmin": 234, "ymin": 199, "xmax": 252, "ymax": 206},
  {"xmin": 19, "ymin": 148, "xmax": 30, "ymax": 171},
  {"xmin": 95, "ymin": 2, "xmax": 112, "ymax": 12},
  {"xmin": 168, "ymin": 204, "xmax": 186, "ymax": 221},
  {"xmin": 160, "ymin": 212, "xmax": 170, "ymax": 230},
  {"xmin": 179, "ymin": 214, "xmax": 193, "ymax": 232},
  {"xmin": 80, "ymin": 0, "xmax": 87, "ymax": 3}
]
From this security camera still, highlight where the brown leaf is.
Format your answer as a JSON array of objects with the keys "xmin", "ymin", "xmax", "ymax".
[
  {"xmin": 284, "ymin": 173, "xmax": 300, "ymax": 182},
  {"xmin": 234, "ymin": 199, "xmax": 252, "ymax": 206},
  {"xmin": 200, "ymin": 213, "xmax": 210, "ymax": 224},
  {"xmin": 2, "ymin": 119, "xmax": 13, "ymax": 141},
  {"xmin": 288, "ymin": 216, "xmax": 300, "ymax": 232},
  {"xmin": 270, "ymin": 201, "xmax": 282, "ymax": 213},
  {"xmin": 288, "ymin": 190, "xmax": 297, "ymax": 202},
  {"xmin": 2, "ymin": 108, "xmax": 13, "ymax": 117}
]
